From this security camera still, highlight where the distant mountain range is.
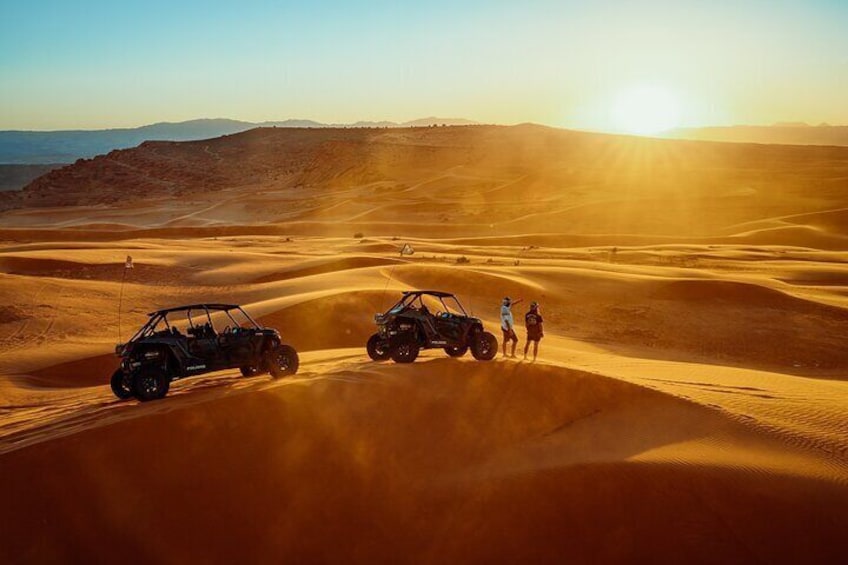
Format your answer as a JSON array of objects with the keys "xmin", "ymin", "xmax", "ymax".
[
  {"xmin": 6, "ymin": 118, "xmax": 848, "ymax": 166},
  {"xmin": 0, "ymin": 117, "xmax": 479, "ymax": 164},
  {"xmin": 665, "ymin": 124, "xmax": 848, "ymax": 146},
  {"xmin": 0, "ymin": 164, "xmax": 65, "ymax": 192}
]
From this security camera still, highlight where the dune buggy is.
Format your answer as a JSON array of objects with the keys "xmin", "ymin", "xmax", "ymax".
[
  {"xmin": 367, "ymin": 290, "xmax": 498, "ymax": 363},
  {"xmin": 111, "ymin": 303, "xmax": 299, "ymax": 401}
]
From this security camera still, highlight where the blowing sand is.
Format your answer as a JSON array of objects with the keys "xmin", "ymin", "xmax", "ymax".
[{"xmin": 1, "ymin": 126, "xmax": 847, "ymax": 563}]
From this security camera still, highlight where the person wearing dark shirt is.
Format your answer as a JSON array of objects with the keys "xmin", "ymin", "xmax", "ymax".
[{"xmin": 523, "ymin": 301, "xmax": 544, "ymax": 361}]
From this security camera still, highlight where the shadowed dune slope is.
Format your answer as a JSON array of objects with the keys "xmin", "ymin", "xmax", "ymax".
[
  {"xmin": 255, "ymin": 290, "xmax": 390, "ymax": 352},
  {"xmin": 1, "ymin": 360, "xmax": 845, "ymax": 564},
  {"xmin": 28, "ymin": 353, "xmax": 118, "ymax": 388}
]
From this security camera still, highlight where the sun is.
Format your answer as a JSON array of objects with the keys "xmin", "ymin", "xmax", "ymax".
[{"xmin": 611, "ymin": 85, "xmax": 682, "ymax": 135}]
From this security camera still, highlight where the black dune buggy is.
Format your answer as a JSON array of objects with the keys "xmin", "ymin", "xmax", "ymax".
[
  {"xmin": 111, "ymin": 303, "xmax": 299, "ymax": 401},
  {"xmin": 366, "ymin": 290, "xmax": 498, "ymax": 363}
]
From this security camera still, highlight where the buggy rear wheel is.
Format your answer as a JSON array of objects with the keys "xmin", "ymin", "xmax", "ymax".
[
  {"xmin": 391, "ymin": 338, "xmax": 419, "ymax": 364},
  {"xmin": 267, "ymin": 344, "xmax": 299, "ymax": 378},
  {"xmin": 132, "ymin": 367, "xmax": 170, "ymax": 401},
  {"xmin": 471, "ymin": 331, "xmax": 497, "ymax": 361},
  {"xmin": 367, "ymin": 333, "xmax": 391, "ymax": 361},
  {"xmin": 444, "ymin": 345, "xmax": 468, "ymax": 358},
  {"xmin": 110, "ymin": 369, "xmax": 133, "ymax": 400}
]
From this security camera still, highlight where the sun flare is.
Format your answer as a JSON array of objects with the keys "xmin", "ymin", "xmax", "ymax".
[{"xmin": 612, "ymin": 85, "xmax": 682, "ymax": 135}]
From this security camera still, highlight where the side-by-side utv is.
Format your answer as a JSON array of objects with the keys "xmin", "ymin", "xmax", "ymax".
[
  {"xmin": 367, "ymin": 290, "xmax": 498, "ymax": 363},
  {"xmin": 111, "ymin": 303, "xmax": 298, "ymax": 401}
]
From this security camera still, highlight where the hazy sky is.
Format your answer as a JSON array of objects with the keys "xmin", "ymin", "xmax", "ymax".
[{"xmin": 2, "ymin": 0, "xmax": 847, "ymax": 131}]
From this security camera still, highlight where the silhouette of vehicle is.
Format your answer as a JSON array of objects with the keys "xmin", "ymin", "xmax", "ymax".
[
  {"xmin": 367, "ymin": 290, "xmax": 498, "ymax": 363},
  {"xmin": 111, "ymin": 303, "xmax": 298, "ymax": 401}
]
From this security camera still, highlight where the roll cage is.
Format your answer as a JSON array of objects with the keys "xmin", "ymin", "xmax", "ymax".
[
  {"xmin": 127, "ymin": 304, "xmax": 262, "ymax": 344},
  {"xmin": 386, "ymin": 291, "xmax": 469, "ymax": 317}
]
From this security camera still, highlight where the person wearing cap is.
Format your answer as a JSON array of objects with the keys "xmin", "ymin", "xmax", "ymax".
[
  {"xmin": 523, "ymin": 301, "xmax": 544, "ymax": 361},
  {"xmin": 500, "ymin": 296, "xmax": 523, "ymax": 357}
]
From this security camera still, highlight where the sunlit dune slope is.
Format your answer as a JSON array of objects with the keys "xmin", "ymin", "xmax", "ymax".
[{"xmin": 1, "ymin": 238, "xmax": 845, "ymax": 386}]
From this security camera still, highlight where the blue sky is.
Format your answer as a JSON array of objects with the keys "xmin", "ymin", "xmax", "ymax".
[{"xmin": 2, "ymin": 0, "xmax": 847, "ymax": 130}]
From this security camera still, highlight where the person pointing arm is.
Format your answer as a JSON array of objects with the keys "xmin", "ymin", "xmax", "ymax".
[{"xmin": 500, "ymin": 297, "xmax": 522, "ymax": 357}]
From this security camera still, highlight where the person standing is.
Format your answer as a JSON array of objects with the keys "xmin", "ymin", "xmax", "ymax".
[
  {"xmin": 524, "ymin": 301, "xmax": 544, "ymax": 361},
  {"xmin": 500, "ymin": 296, "xmax": 522, "ymax": 357}
]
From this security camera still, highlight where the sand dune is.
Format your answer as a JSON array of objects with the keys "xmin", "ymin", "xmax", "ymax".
[
  {"xmin": 2, "ymin": 356, "xmax": 846, "ymax": 563},
  {"xmin": 250, "ymin": 255, "xmax": 404, "ymax": 284},
  {"xmin": 1, "ymin": 125, "xmax": 847, "ymax": 562}
]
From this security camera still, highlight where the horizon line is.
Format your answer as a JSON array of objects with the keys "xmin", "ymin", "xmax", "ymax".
[{"xmin": 2, "ymin": 117, "xmax": 846, "ymax": 134}]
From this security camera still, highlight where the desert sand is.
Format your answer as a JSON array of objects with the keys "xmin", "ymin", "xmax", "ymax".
[{"xmin": 1, "ymin": 126, "xmax": 847, "ymax": 563}]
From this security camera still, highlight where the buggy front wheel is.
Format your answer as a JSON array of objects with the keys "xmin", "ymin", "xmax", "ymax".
[
  {"xmin": 471, "ymin": 332, "xmax": 497, "ymax": 361},
  {"xmin": 267, "ymin": 345, "xmax": 299, "ymax": 378},
  {"xmin": 367, "ymin": 334, "xmax": 391, "ymax": 361}
]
